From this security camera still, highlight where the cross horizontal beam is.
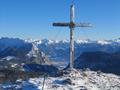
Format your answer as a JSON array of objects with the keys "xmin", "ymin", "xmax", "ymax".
[
  {"xmin": 53, "ymin": 23, "xmax": 69, "ymax": 27},
  {"xmin": 53, "ymin": 22, "xmax": 92, "ymax": 28},
  {"xmin": 75, "ymin": 23, "xmax": 92, "ymax": 27}
]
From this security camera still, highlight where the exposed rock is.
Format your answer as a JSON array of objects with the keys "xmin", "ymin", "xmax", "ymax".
[
  {"xmin": 23, "ymin": 64, "xmax": 61, "ymax": 77},
  {"xmin": 62, "ymin": 78, "xmax": 72, "ymax": 85}
]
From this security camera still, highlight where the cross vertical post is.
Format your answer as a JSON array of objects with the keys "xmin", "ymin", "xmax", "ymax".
[{"xmin": 70, "ymin": 4, "xmax": 75, "ymax": 70}]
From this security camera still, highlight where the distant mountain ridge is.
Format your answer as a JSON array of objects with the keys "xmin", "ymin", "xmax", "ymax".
[
  {"xmin": 0, "ymin": 37, "xmax": 120, "ymax": 61},
  {"xmin": 0, "ymin": 37, "xmax": 32, "ymax": 59},
  {"xmin": 74, "ymin": 51, "xmax": 120, "ymax": 75}
]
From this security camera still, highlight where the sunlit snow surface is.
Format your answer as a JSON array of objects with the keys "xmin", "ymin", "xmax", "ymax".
[{"xmin": 1, "ymin": 70, "xmax": 120, "ymax": 90}]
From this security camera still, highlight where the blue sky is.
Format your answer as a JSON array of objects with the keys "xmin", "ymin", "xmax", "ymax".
[{"xmin": 0, "ymin": 0, "xmax": 120, "ymax": 40}]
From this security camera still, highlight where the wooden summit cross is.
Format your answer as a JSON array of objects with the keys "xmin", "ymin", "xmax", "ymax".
[{"xmin": 53, "ymin": 0, "xmax": 92, "ymax": 70}]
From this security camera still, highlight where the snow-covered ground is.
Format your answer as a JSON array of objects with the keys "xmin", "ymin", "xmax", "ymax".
[{"xmin": 1, "ymin": 69, "xmax": 120, "ymax": 90}]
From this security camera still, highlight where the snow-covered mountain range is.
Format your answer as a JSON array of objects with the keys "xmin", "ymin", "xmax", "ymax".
[{"xmin": 0, "ymin": 37, "xmax": 120, "ymax": 61}]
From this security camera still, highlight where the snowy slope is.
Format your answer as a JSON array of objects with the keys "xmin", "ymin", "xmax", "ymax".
[{"xmin": 1, "ymin": 69, "xmax": 120, "ymax": 90}]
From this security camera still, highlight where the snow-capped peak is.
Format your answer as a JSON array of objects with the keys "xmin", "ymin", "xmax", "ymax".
[
  {"xmin": 114, "ymin": 38, "xmax": 120, "ymax": 43},
  {"xmin": 76, "ymin": 39, "xmax": 90, "ymax": 44},
  {"xmin": 48, "ymin": 40, "xmax": 54, "ymax": 44},
  {"xmin": 97, "ymin": 40, "xmax": 111, "ymax": 45},
  {"xmin": 62, "ymin": 39, "xmax": 69, "ymax": 43},
  {"xmin": 25, "ymin": 38, "xmax": 42, "ymax": 44}
]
